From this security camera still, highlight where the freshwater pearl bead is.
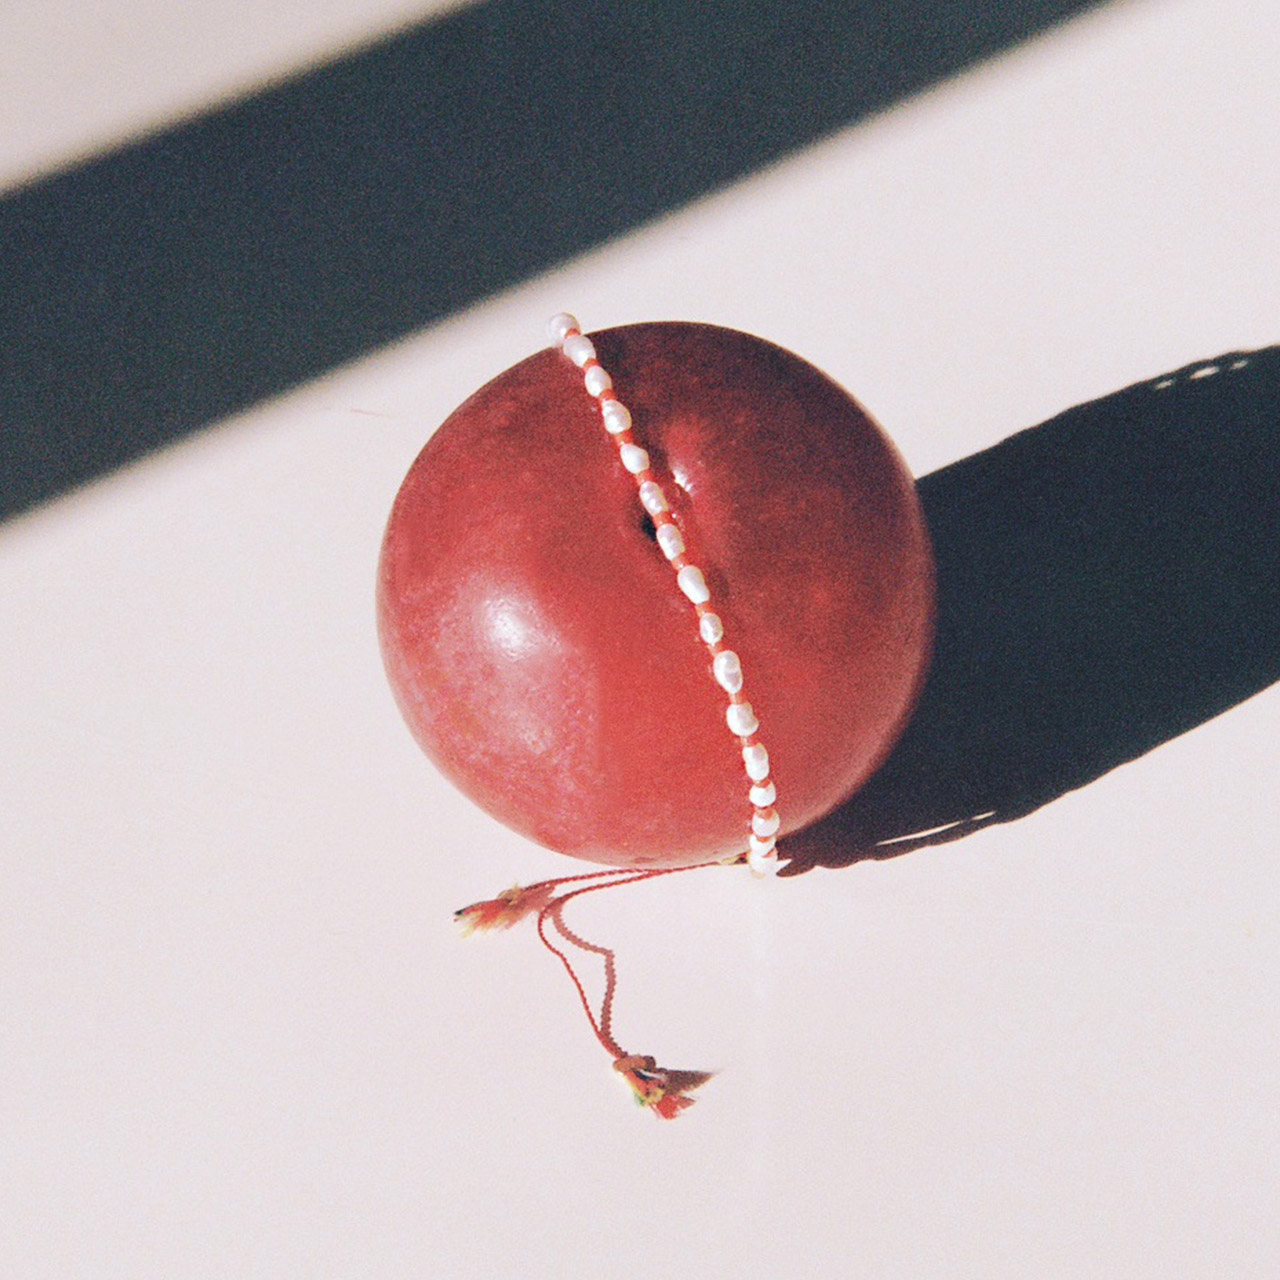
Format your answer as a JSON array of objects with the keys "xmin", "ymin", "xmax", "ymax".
[
  {"xmin": 726, "ymin": 702, "xmax": 759, "ymax": 737},
  {"xmin": 619, "ymin": 443, "xmax": 650, "ymax": 474},
  {"xmin": 677, "ymin": 565, "xmax": 710, "ymax": 604},
  {"xmin": 712, "ymin": 649, "xmax": 743, "ymax": 693},
  {"xmin": 547, "ymin": 313, "xmax": 579, "ymax": 344},
  {"xmin": 602, "ymin": 401, "xmax": 632, "ymax": 434},
  {"xmin": 638, "ymin": 480, "xmax": 668, "ymax": 514},
  {"xmin": 562, "ymin": 334, "xmax": 596, "ymax": 367},
  {"xmin": 749, "ymin": 780, "xmax": 777, "ymax": 807},
  {"xmin": 698, "ymin": 612, "xmax": 723, "ymax": 645},
  {"xmin": 743, "ymin": 743, "xmax": 770, "ymax": 781},
  {"xmin": 584, "ymin": 365, "xmax": 612, "ymax": 396},
  {"xmin": 748, "ymin": 833, "xmax": 777, "ymax": 858},
  {"xmin": 751, "ymin": 807, "xmax": 780, "ymax": 838},
  {"xmin": 655, "ymin": 523, "xmax": 685, "ymax": 560}
]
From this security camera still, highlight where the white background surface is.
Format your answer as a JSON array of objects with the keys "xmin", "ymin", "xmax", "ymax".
[
  {"xmin": 3, "ymin": 0, "xmax": 1278, "ymax": 1275},
  {"xmin": 0, "ymin": 0, "xmax": 470, "ymax": 186}
]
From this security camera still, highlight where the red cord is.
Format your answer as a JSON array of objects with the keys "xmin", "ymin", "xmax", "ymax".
[{"xmin": 533, "ymin": 862, "xmax": 715, "ymax": 1058}]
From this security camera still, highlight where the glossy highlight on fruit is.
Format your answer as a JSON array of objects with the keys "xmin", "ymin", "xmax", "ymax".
[{"xmin": 377, "ymin": 321, "xmax": 935, "ymax": 869}]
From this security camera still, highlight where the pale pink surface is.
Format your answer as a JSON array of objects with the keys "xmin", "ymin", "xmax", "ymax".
[{"xmin": 3, "ymin": 1, "xmax": 1279, "ymax": 1276}]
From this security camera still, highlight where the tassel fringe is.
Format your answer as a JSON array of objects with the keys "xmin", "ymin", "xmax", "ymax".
[
  {"xmin": 613, "ymin": 1055, "xmax": 715, "ymax": 1119},
  {"xmin": 453, "ymin": 882, "xmax": 559, "ymax": 935}
]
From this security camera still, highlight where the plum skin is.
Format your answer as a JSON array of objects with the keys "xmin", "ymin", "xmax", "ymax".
[{"xmin": 377, "ymin": 322, "xmax": 935, "ymax": 868}]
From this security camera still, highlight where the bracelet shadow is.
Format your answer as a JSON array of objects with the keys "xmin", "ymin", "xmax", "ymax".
[{"xmin": 780, "ymin": 346, "xmax": 1280, "ymax": 874}]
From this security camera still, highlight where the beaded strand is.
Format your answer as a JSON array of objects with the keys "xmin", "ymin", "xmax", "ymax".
[{"xmin": 547, "ymin": 313, "xmax": 781, "ymax": 876}]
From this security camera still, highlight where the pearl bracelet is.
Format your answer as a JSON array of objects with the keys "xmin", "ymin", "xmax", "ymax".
[{"xmin": 547, "ymin": 313, "xmax": 780, "ymax": 877}]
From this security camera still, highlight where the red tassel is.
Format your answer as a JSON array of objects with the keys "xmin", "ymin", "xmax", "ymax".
[
  {"xmin": 453, "ymin": 882, "xmax": 558, "ymax": 935},
  {"xmin": 613, "ymin": 1055, "xmax": 715, "ymax": 1119}
]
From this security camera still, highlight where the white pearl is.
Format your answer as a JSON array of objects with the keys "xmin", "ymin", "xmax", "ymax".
[
  {"xmin": 698, "ymin": 612, "xmax": 723, "ymax": 645},
  {"xmin": 749, "ymin": 832, "xmax": 776, "ymax": 855},
  {"xmin": 619, "ymin": 443, "xmax": 649, "ymax": 474},
  {"xmin": 743, "ymin": 743, "xmax": 770, "ymax": 781},
  {"xmin": 712, "ymin": 649, "xmax": 743, "ymax": 693},
  {"xmin": 655, "ymin": 523, "xmax": 685, "ymax": 560},
  {"xmin": 547, "ymin": 313, "xmax": 578, "ymax": 345},
  {"xmin": 726, "ymin": 702, "xmax": 759, "ymax": 737},
  {"xmin": 601, "ymin": 401, "xmax": 631, "ymax": 434},
  {"xmin": 638, "ymin": 480, "xmax": 668, "ymax": 514},
  {"xmin": 584, "ymin": 366, "xmax": 612, "ymax": 396},
  {"xmin": 562, "ymin": 334, "xmax": 595, "ymax": 367},
  {"xmin": 677, "ymin": 565, "xmax": 710, "ymax": 604},
  {"xmin": 749, "ymin": 780, "xmax": 776, "ymax": 807},
  {"xmin": 752, "ymin": 807, "xmax": 780, "ymax": 838},
  {"xmin": 746, "ymin": 848, "xmax": 779, "ymax": 878}
]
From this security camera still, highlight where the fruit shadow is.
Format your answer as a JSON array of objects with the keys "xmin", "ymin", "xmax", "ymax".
[{"xmin": 780, "ymin": 345, "xmax": 1280, "ymax": 874}]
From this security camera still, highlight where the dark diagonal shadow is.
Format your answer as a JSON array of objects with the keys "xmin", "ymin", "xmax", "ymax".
[
  {"xmin": 781, "ymin": 347, "xmax": 1280, "ymax": 874},
  {"xmin": 0, "ymin": 0, "xmax": 1108, "ymax": 522}
]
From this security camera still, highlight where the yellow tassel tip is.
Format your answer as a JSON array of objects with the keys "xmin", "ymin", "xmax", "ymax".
[
  {"xmin": 453, "ymin": 883, "xmax": 558, "ymax": 936},
  {"xmin": 612, "ymin": 1055, "xmax": 715, "ymax": 1119}
]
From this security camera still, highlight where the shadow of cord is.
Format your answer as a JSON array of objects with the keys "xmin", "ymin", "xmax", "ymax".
[{"xmin": 780, "ymin": 346, "xmax": 1280, "ymax": 874}]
